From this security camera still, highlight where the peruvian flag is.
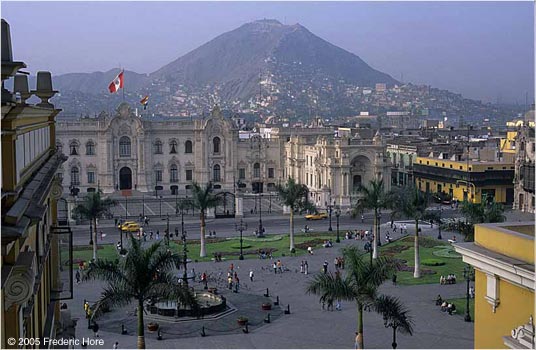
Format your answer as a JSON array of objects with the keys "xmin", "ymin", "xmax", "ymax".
[{"xmin": 108, "ymin": 70, "xmax": 124, "ymax": 93}]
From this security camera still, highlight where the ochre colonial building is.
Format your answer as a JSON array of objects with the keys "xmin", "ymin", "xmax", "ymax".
[{"xmin": 1, "ymin": 19, "xmax": 68, "ymax": 348}]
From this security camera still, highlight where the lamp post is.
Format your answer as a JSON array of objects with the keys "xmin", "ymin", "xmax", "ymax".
[
  {"xmin": 117, "ymin": 219, "xmax": 124, "ymax": 251},
  {"xmin": 163, "ymin": 214, "xmax": 170, "ymax": 247},
  {"xmin": 383, "ymin": 313, "xmax": 408, "ymax": 349},
  {"xmin": 437, "ymin": 206, "xmax": 443, "ymax": 240},
  {"xmin": 325, "ymin": 198, "xmax": 334, "ymax": 232},
  {"xmin": 181, "ymin": 230, "xmax": 189, "ymax": 287},
  {"xmin": 258, "ymin": 192, "xmax": 264, "ymax": 237},
  {"xmin": 89, "ymin": 219, "xmax": 93, "ymax": 245},
  {"xmin": 463, "ymin": 265, "xmax": 474, "ymax": 322},
  {"xmin": 335, "ymin": 208, "xmax": 341, "ymax": 243},
  {"xmin": 159, "ymin": 195, "xmax": 163, "ymax": 218},
  {"xmin": 235, "ymin": 219, "xmax": 248, "ymax": 260}
]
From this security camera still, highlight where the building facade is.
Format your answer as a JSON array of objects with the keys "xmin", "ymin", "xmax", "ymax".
[
  {"xmin": 1, "ymin": 19, "xmax": 68, "ymax": 349},
  {"xmin": 454, "ymin": 222, "xmax": 534, "ymax": 349},
  {"xmin": 56, "ymin": 103, "xmax": 391, "ymax": 211},
  {"xmin": 512, "ymin": 107, "xmax": 535, "ymax": 213}
]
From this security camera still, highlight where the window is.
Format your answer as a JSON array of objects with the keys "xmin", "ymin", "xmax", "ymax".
[
  {"xmin": 239, "ymin": 168, "xmax": 246, "ymax": 179},
  {"xmin": 69, "ymin": 141, "xmax": 79, "ymax": 155},
  {"xmin": 155, "ymin": 170, "xmax": 162, "ymax": 182},
  {"xmin": 87, "ymin": 171, "xmax": 95, "ymax": 184},
  {"xmin": 213, "ymin": 164, "xmax": 221, "ymax": 182},
  {"xmin": 154, "ymin": 140, "xmax": 163, "ymax": 154},
  {"xmin": 169, "ymin": 140, "xmax": 177, "ymax": 154},
  {"xmin": 86, "ymin": 141, "xmax": 95, "ymax": 155},
  {"xmin": 119, "ymin": 136, "xmax": 131, "ymax": 157},
  {"xmin": 253, "ymin": 163, "xmax": 260, "ymax": 178},
  {"xmin": 185, "ymin": 140, "xmax": 193, "ymax": 154},
  {"xmin": 268, "ymin": 167, "xmax": 274, "ymax": 178},
  {"xmin": 213, "ymin": 137, "xmax": 221, "ymax": 154},
  {"xmin": 71, "ymin": 167, "xmax": 80, "ymax": 186},
  {"xmin": 170, "ymin": 164, "xmax": 178, "ymax": 182},
  {"xmin": 186, "ymin": 169, "xmax": 193, "ymax": 181}
]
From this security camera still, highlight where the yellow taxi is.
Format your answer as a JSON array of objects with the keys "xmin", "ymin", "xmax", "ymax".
[
  {"xmin": 304, "ymin": 212, "xmax": 328, "ymax": 220},
  {"xmin": 118, "ymin": 221, "xmax": 141, "ymax": 232}
]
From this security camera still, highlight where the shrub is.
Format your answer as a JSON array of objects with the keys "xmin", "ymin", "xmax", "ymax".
[
  {"xmin": 433, "ymin": 247, "xmax": 462, "ymax": 258},
  {"xmin": 421, "ymin": 258, "xmax": 445, "ymax": 266},
  {"xmin": 231, "ymin": 243, "xmax": 252, "ymax": 249}
]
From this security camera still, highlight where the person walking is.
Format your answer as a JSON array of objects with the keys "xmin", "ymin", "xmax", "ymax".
[
  {"xmin": 392, "ymin": 273, "xmax": 397, "ymax": 286},
  {"xmin": 304, "ymin": 260, "xmax": 309, "ymax": 275},
  {"xmin": 234, "ymin": 275, "xmax": 240, "ymax": 293},
  {"xmin": 228, "ymin": 275, "xmax": 233, "ymax": 290},
  {"xmin": 323, "ymin": 261, "xmax": 328, "ymax": 274},
  {"xmin": 156, "ymin": 230, "xmax": 160, "ymax": 240},
  {"xmin": 249, "ymin": 270, "xmax": 254, "ymax": 282},
  {"xmin": 277, "ymin": 260, "xmax": 282, "ymax": 273},
  {"xmin": 92, "ymin": 322, "xmax": 100, "ymax": 338},
  {"xmin": 113, "ymin": 342, "xmax": 119, "ymax": 349},
  {"xmin": 300, "ymin": 261, "xmax": 304, "ymax": 274},
  {"xmin": 75, "ymin": 270, "xmax": 81, "ymax": 284},
  {"xmin": 273, "ymin": 262, "xmax": 277, "ymax": 274},
  {"xmin": 361, "ymin": 215, "xmax": 364, "ymax": 223}
]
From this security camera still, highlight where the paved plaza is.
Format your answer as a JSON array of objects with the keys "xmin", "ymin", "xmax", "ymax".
[{"xmin": 63, "ymin": 220, "xmax": 474, "ymax": 349}]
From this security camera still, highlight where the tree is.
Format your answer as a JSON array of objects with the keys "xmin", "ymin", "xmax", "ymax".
[
  {"xmin": 398, "ymin": 187, "xmax": 428, "ymax": 278},
  {"xmin": 73, "ymin": 191, "xmax": 116, "ymax": 260},
  {"xmin": 373, "ymin": 295, "xmax": 414, "ymax": 349},
  {"xmin": 191, "ymin": 182, "xmax": 220, "ymax": 257},
  {"xmin": 352, "ymin": 179, "xmax": 392, "ymax": 259},
  {"xmin": 83, "ymin": 236, "xmax": 197, "ymax": 349},
  {"xmin": 306, "ymin": 246, "xmax": 399, "ymax": 349},
  {"xmin": 277, "ymin": 178, "xmax": 310, "ymax": 251},
  {"xmin": 459, "ymin": 196, "xmax": 505, "ymax": 241}
]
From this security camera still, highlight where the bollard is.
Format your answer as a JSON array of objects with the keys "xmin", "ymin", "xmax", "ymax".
[
  {"xmin": 157, "ymin": 329, "xmax": 162, "ymax": 340},
  {"xmin": 274, "ymin": 296, "xmax": 279, "ymax": 306},
  {"xmin": 284, "ymin": 304, "xmax": 290, "ymax": 314},
  {"xmin": 264, "ymin": 313, "xmax": 271, "ymax": 323},
  {"xmin": 121, "ymin": 324, "xmax": 127, "ymax": 335},
  {"xmin": 263, "ymin": 288, "xmax": 270, "ymax": 297},
  {"xmin": 201, "ymin": 326, "xmax": 206, "ymax": 337},
  {"xmin": 242, "ymin": 324, "xmax": 249, "ymax": 334}
]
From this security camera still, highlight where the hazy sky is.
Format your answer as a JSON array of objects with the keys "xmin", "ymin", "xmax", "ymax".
[{"xmin": 2, "ymin": 1, "xmax": 534, "ymax": 103}]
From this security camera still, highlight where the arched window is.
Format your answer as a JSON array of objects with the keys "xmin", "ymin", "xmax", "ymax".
[
  {"xmin": 119, "ymin": 136, "xmax": 131, "ymax": 157},
  {"xmin": 69, "ymin": 141, "xmax": 79, "ymax": 156},
  {"xmin": 56, "ymin": 140, "xmax": 63, "ymax": 154},
  {"xmin": 71, "ymin": 167, "xmax": 80, "ymax": 186},
  {"xmin": 213, "ymin": 164, "xmax": 221, "ymax": 182},
  {"xmin": 169, "ymin": 140, "xmax": 178, "ymax": 154},
  {"xmin": 213, "ymin": 137, "xmax": 221, "ymax": 154},
  {"xmin": 86, "ymin": 140, "xmax": 95, "ymax": 155},
  {"xmin": 184, "ymin": 140, "xmax": 193, "ymax": 154},
  {"xmin": 154, "ymin": 140, "xmax": 163, "ymax": 154},
  {"xmin": 253, "ymin": 162, "xmax": 260, "ymax": 178},
  {"xmin": 170, "ymin": 164, "xmax": 178, "ymax": 183}
]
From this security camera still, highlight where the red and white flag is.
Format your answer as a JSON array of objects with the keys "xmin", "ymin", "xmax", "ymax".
[{"xmin": 108, "ymin": 70, "xmax": 124, "ymax": 93}]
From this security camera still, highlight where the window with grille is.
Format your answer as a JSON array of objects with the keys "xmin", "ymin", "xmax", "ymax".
[
  {"xmin": 154, "ymin": 140, "xmax": 163, "ymax": 154},
  {"xmin": 186, "ymin": 169, "xmax": 193, "ymax": 181},
  {"xmin": 155, "ymin": 170, "xmax": 162, "ymax": 182},
  {"xmin": 213, "ymin": 164, "xmax": 221, "ymax": 182},
  {"xmin": 268, "ymin": 167, "xmax": 274, "ymax": 178},
  {"xmin": 253, "ymin": 163, "xmax": 260, "ymax": 178},
  {"xmin": 69, "ymin": 142, "xmax": 79, "ymax": 155},
  {"xmin": 170, "ymin": 165, "xmax": 178, "ymax": 182},
  {"xmin": 71, "ymin": 167, "xmax": 80, "ymax": 186},
  {"xmin": 86, "ymin": 141, "xmax": 95, "ymax": 155},
  {"xmin": 213, "ymin": 137, "xmax": 221, "ymax": 154},
  {"xmin": 185, "ymin": 140, "xmax": 193, "ymax": 154},
  {"xmin": 119, "ymin": 136, "xmax": 131, "ymax": 157},
  {"xmin": 170, "ymin": 140, "xmax": 177, "ymax": 154},
  {"xmin": 239, "ymin": 168, "xmax": 245, "ymax": 179},
  {"xmin": 87, "ymin": 171, "xmax": 95, "ymax": 184}
]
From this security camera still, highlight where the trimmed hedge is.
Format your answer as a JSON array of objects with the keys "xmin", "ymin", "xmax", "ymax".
[{"xmin": 421, "ymin": 258, "xmax": 445, "ymax": 266}]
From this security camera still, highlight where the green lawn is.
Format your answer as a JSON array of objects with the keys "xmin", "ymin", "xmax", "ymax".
[
  {"xmin": 72, "ymin": 232, "xmax": 340, "ymax": 264},
  {"xmin": 449, "ymin": 297, "xmax": 475, "ymax": 321},
  {"xmin": 380, "ymin": 236, "xmax": 466, "ymax": 285}
]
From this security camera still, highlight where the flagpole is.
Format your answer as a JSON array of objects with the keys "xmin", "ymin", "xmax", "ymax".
[{"xmin": 122, "ymin": 68, "xmax": 125, "ymax": 102}]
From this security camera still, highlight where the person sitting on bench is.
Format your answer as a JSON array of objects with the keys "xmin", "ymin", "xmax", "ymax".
[
  {"xmin": 441, "ymin": 301, "xmax": 448, "ymax": 312},
  {"xmin": 435, "ymin": 294, "xmax": 443, "ymax": 306},
  {"xmin": 447, "ymin": 303, "xmax": 456, "ymax": 315}
]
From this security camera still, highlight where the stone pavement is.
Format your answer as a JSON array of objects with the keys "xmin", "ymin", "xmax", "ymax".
[{"xmin": 64, "ymin": 221, "xmax": 473, "ymax": 349}]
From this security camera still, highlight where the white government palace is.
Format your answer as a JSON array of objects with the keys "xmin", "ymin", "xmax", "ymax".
[{"xmin": 56, "ymin": 103, "xmax": 391, "ymax": 212}]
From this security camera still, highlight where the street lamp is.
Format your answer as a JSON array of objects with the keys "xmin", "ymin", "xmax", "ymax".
[
  {"xmin": 159, "ymin": 195, "xmax": 163, "ymax": 217},
  {"xmin": 437, "ymin": 206, "xmax": 443, "ymax": 240},
  {"xmin": 163, "ymin": 214, "xmax": 170, "ymax": 246},
  {"xmin": 235, "ymin": 219, "xmax": 248, "ymax": 260},
  {"xmin": 335, "ymin": 208, "xmax": 341, "ymax": 243},
  {"xmin": 383, "ymin": 312, "xmax": 409, "ymax": 349},
  {"xmin": 258, "ymin": 192, "xmax": 264, "ymax": 237},
  {"xmin": 325, "ymin": 199, "xmax": 334, "ymax": 232},
  {"xmin": 463, "ymin": 265, "xmax": 474, "ymax": 322},
  {"xmin": 181, "ymin": 230, "xmax": 189, "ymax": 287},
  {"xmin": 89, "ymin": 219, "xmax": 94, "ymax": 245}
]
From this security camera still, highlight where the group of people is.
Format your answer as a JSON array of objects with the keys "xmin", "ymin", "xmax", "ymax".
[
  {"xmin": 435, "ymin": 295, "xmax": 457, "ymax": 315},
  {"xmin": 227, "ymin": 264, "xmax": 240, "ymax": 292},
  {"xmin": 258, "ymin": 249, "xmax": 273, "ymax": 259},
  {"xmin": 299, "ymin": 260, "xmax": 310, "ymax": 274},
  {"xmin": 322, "ymin": 240, "xmax": 333, "ymax": 248},
  {"xmin": 390, "ymin": 222, "xmax": 408, "ymax": 234},
  {"xmin": 440, "ymin": 274, "xmax": 457, "ymax": 285},
  {"xmin": 334, "ymin": 256, "xmax": 345, "ymax": 270},
  {"xmin": 272, "ymin": 260, "xmax": 284, "ymax": 274}
]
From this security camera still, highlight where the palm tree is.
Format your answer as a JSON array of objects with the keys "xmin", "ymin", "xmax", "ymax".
[
  {"xmin": 83, "ymin": 236, "xmax": 197, "ymax": 349},
  {"xmin": 352, "ymin": 179, "xmax": 392, "ymax": 259},
  {"xmin": 277, "ymin": 178, "xmax": 310, "ymax": 251},
  {"xmin": 306, "ymin": 246, "xmax": 398, "ymax": 349},
  {"xmin": 373, "ymin": 295, "xmax": 414, "ymax": 349},
  {"xmin": 399, "ymin": 187, "xmax": 428, "ymax": 278},
  {"xmin": 459, "ymin": 196, "xmax": 505, "ymax": 241},
  {"xmin": 191, "ymin": 182, "xmax": 220, "ymax": 257},
  {"xmin": 73, "ymin": 191, "xmax": 116, "ymax": 260}
]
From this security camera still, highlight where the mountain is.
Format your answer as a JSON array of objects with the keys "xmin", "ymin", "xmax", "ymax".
[{"xmin": 38, "ymin": 19, "xmax": 520, "ymax": 120}]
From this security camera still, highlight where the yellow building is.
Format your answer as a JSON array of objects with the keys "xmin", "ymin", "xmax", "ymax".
[
  {"xmin": 1, "ymin": 19, "xmax": 69, "ymax": 348},
  {"xmin": 413, "ymin": 156, "xmax": 514, "ymax": 204},
  {"xmin": 454, "ymin": 222, "xmax": 535, "ymax": 349}
]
